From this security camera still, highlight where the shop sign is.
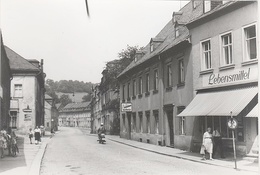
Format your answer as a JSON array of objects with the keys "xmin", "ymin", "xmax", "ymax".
[
  {"xmin": 203, "ymin": 67, "xmax": 258, "ymax": 87},
  {"xmin": 121, "ymin": 103, "xmax": 132, "ymax": 112},
  {"xmin": 24, "ymin": 114, "xmax": 32, "ymax": 121}
]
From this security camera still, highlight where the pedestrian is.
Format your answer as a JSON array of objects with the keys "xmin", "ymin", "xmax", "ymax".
[
  {"xmin": 213, "ymin": 127, "xmax": 225, "ymax": 158},
  {"xmin": 97, "ymin": 123, "xmax": 105, "ymax": 140},
  {"xmin": 200, "ymin": 127, "xmax": 213, "ymax": 160},
  {"xmin": 10, "ymin": 129, "xmax": 19, "ymax": 154},
  {"xmin": 28, "ymin": 128, "xmax": 33, "ymax": 144},
  {"xmin": 34, "ymin": 126, "xmax": 41, "ymax": 145},
  {"xmin": 0, "ymin": 131, "xmax": 7, "ymax": 158}
]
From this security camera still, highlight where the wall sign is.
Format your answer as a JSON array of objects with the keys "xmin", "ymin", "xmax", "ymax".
[
  {"xmin": 202, "ymin": 67, "xmax": 258, "ymax": 87},
  {"xmin": 121, "ymin": 103, "xmax": 132, "ymax": 112}
]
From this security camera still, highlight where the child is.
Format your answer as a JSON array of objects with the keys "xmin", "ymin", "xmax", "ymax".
[{"xmin": 28, "ymin": 128, "xmax": 33, "ymax": 144}]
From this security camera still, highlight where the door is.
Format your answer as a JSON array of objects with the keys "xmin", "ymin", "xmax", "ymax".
[
  {"xmin": 127, "ymin": 113, "xmax": 131, "ymax": 140},
  {"xmin": 167, "ymin": 110, "xmax": 174, "ymax": 147}
]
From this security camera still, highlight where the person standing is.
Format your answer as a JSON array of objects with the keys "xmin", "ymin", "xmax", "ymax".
[
  {"xmin": 34, "ymin": 126, "xmax": 41, "ymax": 145},
  {"xmin": 200, "ymin": 127, "xmax": 213, "ymax": 160},
  {"xmin": 213, "ymin": 127, "xmax": 225, "ymax": 158},
  {"xmin": 28, "ymin": 128, "xmax": 33, "ymax": 144}
]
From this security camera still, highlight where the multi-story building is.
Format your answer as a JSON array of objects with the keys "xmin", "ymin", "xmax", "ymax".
[
  {"xmin": 91, "ymin": 85, "xmax": 102, "ymax": 133},
  {"xmin": 45, "ymin": 94, "xmax": 59, "ymax": 131},
  {"xmin": 118, "ymin": 0, "xmax": 258, "ymax": 156},
  {"xmin": 59, "ymin": 102, "xmax": 91, "ymax": 128},
  {"xmin": 118, "ymin": 1, "xmax": 204, "ymax": 149},
  {"xmin": 0, "ymin": 32, "xmax": 11, "ymax": 129},
  {"xmin": 6, "ymin": 46, "xmax": 45, "ymax": 134},
  {"xmin": 179, "ymin": 1, "xmax": 258, "ymax": 156}
]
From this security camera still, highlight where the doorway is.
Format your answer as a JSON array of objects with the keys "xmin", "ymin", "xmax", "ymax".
[
  {"xmin": 166, "ymin": 109, "xmax": 174, "ymax": 147},
  {"xmin": 127, "ymin": 113, "xmax": 131, "ymax": 140}
]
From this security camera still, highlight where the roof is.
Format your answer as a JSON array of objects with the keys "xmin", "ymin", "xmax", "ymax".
[
  {"xmin": 45, "ymin": 94, "xmax": 52, "ymax": 99},
  {"xmin": 61, "ymin": 102, "xmax": 91, "ymax": 113},
  {"xmin": 5, "ymin": 46, "xmax": 40, "ymax": 73},
  {"xmin": 118, "ymin": 1, "xmax": 204, "ymax": 78}
]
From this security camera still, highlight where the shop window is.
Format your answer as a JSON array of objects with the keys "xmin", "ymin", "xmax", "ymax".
[
  {"xmin": 132, "ymin": 113, "xmax": 136, "ymax": 132},
  {"xmin": 243, "ymin": 24, "xmax": 257, "ymax": 61},
  {"xmin": 139, "ymin": 112, "xmax": 143, "ymax": 133},
  {"xmin": 14, "ymin": 84, "xmax": 22, "ymax": 97},
  {"xmin": 154, "ymin": 111, "xmax": 159, "ymax": 134},
  {"xmin": 201, "ymin": 40, "xmax": 212, "ymax": 70},
  {"xmin": 221, "ymin": 33, "xmax": 233, "ymax": 66},
  {"xmin": 146, "ymin": 111, "xmax": 150, "ymax": 133}
]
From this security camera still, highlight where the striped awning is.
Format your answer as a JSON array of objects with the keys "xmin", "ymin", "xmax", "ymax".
[
  {"xmin": 246, "ymin": 104, "xmax": 258, "ymax": 118},
  {"xmin": 178, "ymin": 86, "xmax": 258, "ymax": 117}
]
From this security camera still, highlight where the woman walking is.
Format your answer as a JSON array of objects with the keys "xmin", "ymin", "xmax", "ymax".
[{"xmin": 34, "ymin": 126, "xmax": 41, "ymax": 145}]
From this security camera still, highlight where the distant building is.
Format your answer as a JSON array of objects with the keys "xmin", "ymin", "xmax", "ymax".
[
  {"xmin": 6, "ymin": 46, "xmax": 45, "ymax": 134},
  {"xmin": 59, "ymin": 102, "xmax": 91, "ymax": 128},
  {"xmin": 45, "ymin": 94, "xmax": 59, "ymax": 131},
  {"xmin": 91, "ymin": 85, "xmax": 102, "ymax": 133},
  {"xmin": 0, "ymin": 32, "xmax": 11, "ymax": 129}
]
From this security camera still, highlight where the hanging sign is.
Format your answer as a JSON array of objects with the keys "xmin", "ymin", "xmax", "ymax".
[{"xmin": 121, "ymin": 103, "xmax": 132, "ymax": 112}]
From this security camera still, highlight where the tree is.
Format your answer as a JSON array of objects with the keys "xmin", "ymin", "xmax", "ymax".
[
  {"xmin": 59, "ymin": 94, "xmax": 72, "ymax": 107},
  {"xmin": 82, "ymin": 94, "xmax": 91, "ymax": 102}
]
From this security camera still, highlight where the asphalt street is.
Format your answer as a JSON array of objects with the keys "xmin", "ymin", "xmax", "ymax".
[{"xmin": 40, "ymin": 127, "xmax": 257, "ymax": 175}]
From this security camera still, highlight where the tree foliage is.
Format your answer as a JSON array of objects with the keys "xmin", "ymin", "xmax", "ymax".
[
  {"xmin": 100, "ymin": 45, "xmax": 143, "ymax": 90},
  {"xmin": 82, "ymin": 94, "xmax": 92, "ymax": 102},
  {"xmin": 59, "ymin": 94, "xmax": 72, "ymax": 107}
]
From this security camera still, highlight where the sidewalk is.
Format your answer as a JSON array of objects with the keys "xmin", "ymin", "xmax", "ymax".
[
  {"xmin": 102, "ymin": 135, "xmax": 259, "ymax": 173},
  {"xmin": 0, "ymin": 131, "xmax": 52, "ymax": 175}
]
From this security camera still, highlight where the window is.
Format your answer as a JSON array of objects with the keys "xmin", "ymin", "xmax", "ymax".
[
  {"xmin": 221, "ymin": 33, "xmax": 233, "ymax": 65},
  {"xmin": 178, "ymin": 59, "xmax": 185, "ymax": 84},
  {"xmin": 202, "ymin": 40, "xmax": 212, "ymax": 70},
  {"xmin": 145, "ymin": 73, "xmax": 150, "ymax": 92},
  {"xmin": 146, "ymin": 111, "xmax": 150, "ymax": 133},
  {"xmin": 153, "ymin": 69, "xmax": 158, "ymax": 90},
  {"xmin": 178, "ymin": 107, "xmax": 185, "ymax": 135},
  {"xmin": 132, "ymin": 79, "xmax": 136, "ymax": 97},
  {"xmin": 133, "ymin": 113, "xmax": 136, "ymax": 132},
  {"xmin": 9, "ymin": 111, "xmax": 18, "ymax": 128},
  {"xmin": 138, "ymin": 77, "xmax": 143, "ymax": 94},
  {"xmin": 204, "ymin": 0, "xmax": 211, "ymax": 13},
  {"xmin": 166, "ymin": 64, "xmax": 172, "ymax": 87},
  {"xmin": 150, "ymin": 43, "xmax": 154, "ymax": 52},
  {"xmin": 139, "ymin": 112, "xmax": 143, "ymax": 133},
  {"xmin": 192, "ymin": 0, "xmax": 197, "ymax": 9},
  {"xmin": 14, "ymin": 84, "xmax": 22, "ymax": 97},
  {"xmin": 154, "ymin": 111, "xmax": 159, "ymax": 134},
  {"xmin": 244, "ymin": 25, "xmax": 257, "ymax": 61},
  {"xmin": 122, "ymin": 84, "xmax": 125, "ymax": 101},
  {"xmin": 127, "ymin": 82, "xmax": 130, "ymax": 100}
]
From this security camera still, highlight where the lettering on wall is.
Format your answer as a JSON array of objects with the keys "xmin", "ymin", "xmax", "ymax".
[{"xmin": 208, "ymin": 68, "xmax": 250, "ymax": 85}]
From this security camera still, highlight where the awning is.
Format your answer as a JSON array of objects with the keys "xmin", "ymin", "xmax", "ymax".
[
  {"xmin": 178, "ymin": 86, "xmax": 258, "ymax": 117},
  {"xmin": 246, "ymin": 104, "xmax": 258, "ymax": 118}
]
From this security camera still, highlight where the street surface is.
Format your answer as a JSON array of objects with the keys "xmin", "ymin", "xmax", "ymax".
[{"xmin": 40, "ymin": 127, "xmax": 257, "ymax": 175}]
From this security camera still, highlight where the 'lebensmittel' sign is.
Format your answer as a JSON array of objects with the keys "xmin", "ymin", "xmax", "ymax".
[{"xmin": 121, "ymin": 103, "xmax": 132, "ymax": 112}]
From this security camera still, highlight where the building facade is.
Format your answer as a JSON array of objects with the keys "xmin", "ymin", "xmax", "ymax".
[
  {"xmin": 0, "ymin": 32, "xmax": 11, "ymax": 129},
  {"xmin": 180, "ymin": 1, "xmax": 258, "ymax": 156},
  {"xmin": 118, "ymin": 1, "xmax": 258, "ymax": 156},
  {"xmin": 45, "ymin": 94, "xmax": 59, "ymax": 131},
  {"xmin": 6, "ymin": 46, "xmax": 45, "ymax": 134},
  {"xmin": 91, "ymin": 85, "xmax": 102, "ymax": 133},
  {"xmin": 59, "ymin": 102, "xmax": 91, "ymax": 128}
]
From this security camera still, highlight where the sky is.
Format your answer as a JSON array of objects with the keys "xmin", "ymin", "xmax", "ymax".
[{"xmin": 0, "ymin": 0, "xmax": 189, "ymax": 83}]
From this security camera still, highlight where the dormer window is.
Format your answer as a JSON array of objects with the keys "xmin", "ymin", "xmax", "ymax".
[
  {"xmin": 150, "ymin": 43, "xmax": 154, "ymax": 52},
  {"xmin": 204, "ymin": 0, "xmax": 211, "ymax": 13},
  {"xmin": 175, "ymin": 28, "xmax": 180, "ymax": 38}
]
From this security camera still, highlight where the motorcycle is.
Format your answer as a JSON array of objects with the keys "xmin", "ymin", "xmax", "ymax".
[{"xmin": 97, "ymin": 133, "xmax": 106, "ymax": 144}]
